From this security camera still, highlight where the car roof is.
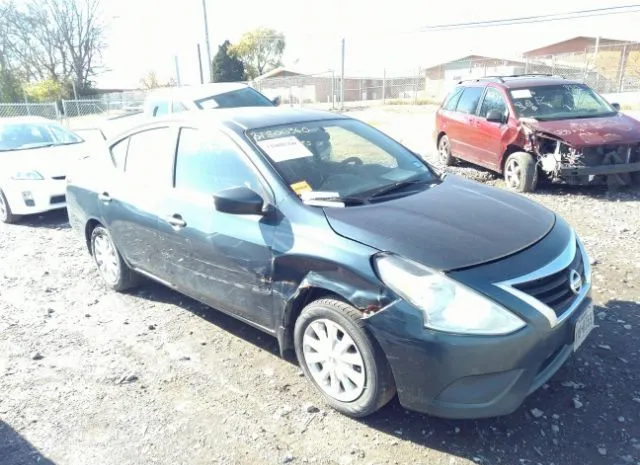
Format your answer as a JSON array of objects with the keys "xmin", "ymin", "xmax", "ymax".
[
  {"xmin": 458, "ymin": 76, "xmax": 583, "ymax": 89},
  {"xmin": 145, "ymin": 82, "xmax": 251, "ymax": 101},
  {"xmin": 109, "ymin": 107, "xmax": 349, "ymax": 142}
]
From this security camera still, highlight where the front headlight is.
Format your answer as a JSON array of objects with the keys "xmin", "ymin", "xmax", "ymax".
[
  {"xmin": 373, "ymin": 254, "xmax": 526, "ymax": 335},
  {"xmin": 11, "ymin": 171, "xmax": 44, "ymax": 180}
]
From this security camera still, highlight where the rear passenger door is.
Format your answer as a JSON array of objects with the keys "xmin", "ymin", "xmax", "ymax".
[
  {"xmin": 445, "ymin": 86, "xmax": 484, "ymax": 163},
  {"xmin": 100, "ymin": 126, "xmax": 176, "ymax": 274}
]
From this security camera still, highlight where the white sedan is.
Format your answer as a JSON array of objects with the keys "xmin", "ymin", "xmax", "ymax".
[{"xmin": 0, "ymin": 116, "xmax": 102, "ymax": 223}]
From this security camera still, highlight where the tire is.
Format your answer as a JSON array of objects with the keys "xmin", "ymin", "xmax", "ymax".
[
  {"xmin": 0, "ymin": 189, "xmax": 19, "ymax": 224},
  {"xmin": 294, "ymin": 298, "xmax": 396, "ymax": 418},
  {"xmin": 437, "ymin": 134, "xmax": 455, "ymax": 166},
  {"xmin": 504, "ymin": 152, "xmax": 538, "ymax": 193},
  {"xmin": 90, "ymin": 226, "xmax": 139, "ymax": 291}
]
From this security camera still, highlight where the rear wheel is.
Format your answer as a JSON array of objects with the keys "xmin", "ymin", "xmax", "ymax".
[
  {"xmin": 294, "ymin": 298, "xmax": 396, "ymax": 418},
  {"xmin": 90, "ymin": 226, "xmax": 139, "ymax": 291},
  {"xmin": 504, "ymin": 152, "xmax": 538, "ymax": 193},
  {"xmin": 0, "ymin": 189, "xmax": 18, "ymax": 224},
  {"xmin": 437, "ymin": 135, "xmax": 455, "ymax": 166}
]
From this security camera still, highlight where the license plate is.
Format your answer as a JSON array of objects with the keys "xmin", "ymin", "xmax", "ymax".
[{"xmin": 574, "ymin": 304, "xmax": 595, "ymax": 352}]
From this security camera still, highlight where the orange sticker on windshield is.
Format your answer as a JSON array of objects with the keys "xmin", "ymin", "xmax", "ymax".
[{"xmin": 291, "ymin": 180, "xmax": 312, "ymax": 195}]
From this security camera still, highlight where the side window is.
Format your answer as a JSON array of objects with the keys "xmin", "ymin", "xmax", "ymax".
[
  {"xmin": 153, "ymin": 101, "xmax": 169, "ymax": 117},
  {"xmin": 125, "ymin": 127, "xmax": 175, "ymax": 187},
  {"xmin": 110, "ymin": 137, "xmax": 129, "ymax": 170},
  {"xmin": 171, "ymin": 100, "xmax": 188, "ymax": 113},
  {"xmin": 479, "ymin": 88, "xmax": 507, "ymax": 118},
  {"xmin": 455, "ymin": 87, "xmax": 484, "ymax": 114},
  {"xmin": 442, "ymin": 87, "xmax": 463, "ymax": 111},
  {"xmin": 174, "ymin": 128, "xmax": 264, "ymax": 196}
]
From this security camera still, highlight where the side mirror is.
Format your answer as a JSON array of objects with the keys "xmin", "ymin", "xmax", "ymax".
[
  {"xmin": 486, "ymin": 109, "xmax": 506, "ymax": 123},
  {"xmin": 272, "ymin": 96, "xmax": 281, "ymax": 106},
  {"xmin": 213, "ymin": 186, "xmax": 266, "ymax": 215},
  {"xmin": 611, "ymin": 102, "xmax": 621, "ymax": 111}
]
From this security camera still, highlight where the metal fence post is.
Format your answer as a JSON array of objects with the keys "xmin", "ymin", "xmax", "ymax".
[
  {"xmin": 330, "ymin": 70, "xmax": 335, "ymax": 110},
  {"xmin": 340, "ymin": 38, "xmax": 345, "ymax": 110},
  {"xmin": 382, "ymin": 69, "xmax": 386, "ymax": 104}
]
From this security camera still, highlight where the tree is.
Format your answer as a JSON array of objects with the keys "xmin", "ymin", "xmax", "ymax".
[
  {"xmin": 230, "ymin": 28, "xmax": 285, "ymax": 80},
  {"xmin": 139, "ymin": 70, "xmax": 161, "ymax": 90},
  {"xmin": 139, "ymin": 70, "xmax": 176, "ymax": 90},
  {"xmin": 25, "ymin": 78, "xmax": 64, "ymax": 102},
  {"xmin": 212, "ymin": 40, "xmax": 245, "ymax": 82},
  {"xmin": 5, "ymin": 0, "xmax": 105, "ymax": 94}
]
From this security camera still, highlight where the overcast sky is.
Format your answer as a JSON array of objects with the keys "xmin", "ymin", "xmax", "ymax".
[{"xmin": 96, "ymin": 0, "xmax": 640, "ymax": 88}]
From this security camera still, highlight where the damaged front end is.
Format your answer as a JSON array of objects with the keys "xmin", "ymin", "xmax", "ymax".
[{"xmin": 521, "ymin": 121, "xmax": 640, "ymax": 189}]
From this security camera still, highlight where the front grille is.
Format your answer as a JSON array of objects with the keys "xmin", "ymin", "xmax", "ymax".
[
  {"xmin": 51, "ymin": 175, "xmax": 66, "ymax": 181},
  {"xmin": 513, "ymin": 242, "xmax": 584, "ymax": 318},
  {"xmin": 50, "ymin": 195, "xmax": 66, "ymax": 204}
]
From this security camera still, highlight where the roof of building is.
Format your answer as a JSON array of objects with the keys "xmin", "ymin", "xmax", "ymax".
[
  {"xmin": 423, "ymin": 55, "xmax": 526, "ymax": 72},
  {"xmin": 254, "ymin": 67, "xmax": 307, "ymax": 82},
  {"xmin": 523, "ymin": 36, "xmax": 637, "ymax": 57}
]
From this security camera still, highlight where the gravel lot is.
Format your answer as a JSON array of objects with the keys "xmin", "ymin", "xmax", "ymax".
[{"xmin": 1, "ymin": 106, "xmax": 639, "ymax": 465}]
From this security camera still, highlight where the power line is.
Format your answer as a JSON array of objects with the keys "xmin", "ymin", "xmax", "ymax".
[{"xmin": 420, "ymin": 4, "xmax": 640, "ymax": 31}]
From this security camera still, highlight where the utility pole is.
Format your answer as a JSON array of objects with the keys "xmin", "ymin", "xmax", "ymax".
[
  {"xmin": 340, "ymin": 38, "xmax": 345, "ymax": 110},
  {"xmin": 174, "ymin": 55, "xmax": 181, "ymax": 87},
  {"xmin": 197, "ymin": 43, "xmax": 204, "ymax": 84},
  {"xmin": 202, "ymin": 0, "xmax": 212, "ymax": 82}
]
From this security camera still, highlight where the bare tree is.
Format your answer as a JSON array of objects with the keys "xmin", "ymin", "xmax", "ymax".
[{"xmin": 6, "ymin": 0, "xmax": 105, "ymax": 93}]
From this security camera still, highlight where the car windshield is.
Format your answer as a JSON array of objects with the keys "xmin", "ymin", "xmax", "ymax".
[
  {"xmin": 195, "ymin": 87, "xmax": 274, "ymax": 109},
  {"xmin": 509, "ymin": 84, "xmax": 616, "ymax": 120},
  {"xmin": 0, "ymin": 121, "xmax": 83, "ymax": 152},
  {"xmin": 247, "ymin": 119, "xmax": 436, "ymax": 205}
]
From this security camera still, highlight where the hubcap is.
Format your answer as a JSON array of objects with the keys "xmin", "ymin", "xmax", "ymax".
[
  {"xmin": 505, "ymin": 159, "xmax": 522, "ymax": 189},
  {"xmin": 303, "ymin": 319, "xmax": 366, "ymax": 402},
  {"xmin": 0, "ymin": 195, "xmax": 7, "ymax": 220},
  {"xmin": 438, "ymin": 138, "xmax": 450, "ymax": 163},
  {"xmin": 94, "ymin": 233, "xmax": 119, "ymax": 284}
]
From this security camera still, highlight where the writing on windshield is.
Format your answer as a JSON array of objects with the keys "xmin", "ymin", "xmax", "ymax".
[{"xmin": 509, "ymin": 84, "xmax": 615, "ymax": 120}]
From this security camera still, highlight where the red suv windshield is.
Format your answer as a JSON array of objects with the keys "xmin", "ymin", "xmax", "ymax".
[{"xmin": 508, "ymin": 84, "xmax": 616, "ymax": 120}]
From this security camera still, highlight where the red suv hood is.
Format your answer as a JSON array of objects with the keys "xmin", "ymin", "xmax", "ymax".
[{"xmin": 522, "ymin": 113, "xmax": 640, "ymax": 147}]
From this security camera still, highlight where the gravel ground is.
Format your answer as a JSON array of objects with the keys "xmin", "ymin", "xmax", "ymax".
[{"xmin": 1, "ymin": 106, "xmax": 639, "ymax": 465}]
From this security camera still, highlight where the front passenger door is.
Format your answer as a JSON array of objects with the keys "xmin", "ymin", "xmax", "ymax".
[
  {"xmin": 156, "ymin": 127, "xmax": 277, "ymax": 329},
  {"xmin": 472, "ymin": 87, "xmax": 510, "ymax": 169}
]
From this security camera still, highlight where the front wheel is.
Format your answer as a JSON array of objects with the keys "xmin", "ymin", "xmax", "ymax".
[
  {"xmin": 437, "ymin": 135, "xmax": 456, "ymax": 166},
  {"xmin": 90, "ymin": 226, "xmax": 139, "ymax": 291},
  {"xmin": 294, "ymin": 298, "xmax": 396, "ymax": 418},
  {"xmin": 504, "ymin": 152, "xmax": 538, "ymax": 193},
  {"xmin": 0, "ymin": 189, "xmax": 19, "ymax": 224}
]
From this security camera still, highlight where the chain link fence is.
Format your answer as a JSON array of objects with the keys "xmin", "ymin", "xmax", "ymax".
[{"xmin": 0, "ymin": 102, "xmax": 60, "ymax": 120}]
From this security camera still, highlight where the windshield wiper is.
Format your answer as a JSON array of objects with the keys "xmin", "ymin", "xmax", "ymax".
[
  {"xmin": 300, "ymin": 191, "xmax": 365, "ymax": 206},
  {"xmin": 366, "ymin": 177, "xmax": 434, "ymax": 200}
]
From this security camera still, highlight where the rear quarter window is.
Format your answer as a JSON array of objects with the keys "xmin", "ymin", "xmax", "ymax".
[{"xmin": 442, "ymin": 87, "xmax": 463, "ymax": 111}]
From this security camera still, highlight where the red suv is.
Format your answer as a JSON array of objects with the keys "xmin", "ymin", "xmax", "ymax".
[{"xmin": 434, "ymin": 75, "xmax": 640, "ymax": 192}]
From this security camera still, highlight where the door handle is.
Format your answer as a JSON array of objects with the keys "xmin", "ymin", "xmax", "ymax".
[
  {"xmin": 165, "ymin": 214, "xmax": 187, "ymax": 228},
  {"xmin": 98, "ymin": 192, "xmax": 111, "ymax": 203}
]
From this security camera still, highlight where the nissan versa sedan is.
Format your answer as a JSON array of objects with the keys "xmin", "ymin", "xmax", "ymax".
[{"xmin": 66, "ymin": 107, "xmax": 594, "ymax": 419}]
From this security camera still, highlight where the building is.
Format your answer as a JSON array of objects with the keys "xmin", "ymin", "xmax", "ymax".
[
  {"xmin": 253, "ymin": 67, "xmax": 414, "ymax": 104},
  {"xmin": 523, "ymin": 36, "xmax": 634, "ymax": 60},
  {"xmin": 423, "ymin": 55, "xmax": 527, "ymax": 82}
]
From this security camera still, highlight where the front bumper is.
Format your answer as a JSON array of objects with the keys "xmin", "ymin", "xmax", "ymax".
[
  {"xmin": 2, "ymin": 179, "xmax": 67, "ymax": 215},
  {"xmin": 365, "ymin": 294, "xmax": 592, "ymax": 419},
  {"xmin": 558, "ymin": 161, "xmax": 640, "ymax": 177}
]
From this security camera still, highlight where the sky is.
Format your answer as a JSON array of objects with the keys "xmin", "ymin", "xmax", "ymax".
[{"xmin": 95, "ymin": 0, "xmax": 640, "ymax": 89}]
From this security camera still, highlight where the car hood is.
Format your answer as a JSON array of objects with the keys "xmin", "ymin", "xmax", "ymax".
[
  {"xmin": 522, "ymin": 113, "xmax": 640, "ymax": 147},
  {"xmin": 323, "ymin": 175, "xmax": 556, "ymax": 271},
  {"xmin": 0, "ymin": 143, "xmax": 88, "ymax": 179}
]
